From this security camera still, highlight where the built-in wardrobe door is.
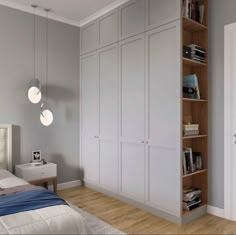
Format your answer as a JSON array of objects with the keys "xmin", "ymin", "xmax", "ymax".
[
  {"xmin": 98, "ymin": 10, "xmax": 118, "ymax": 48},
  {"xmin": 145, "ymin": 21, "xmax": 181, "ymax": 216},
  {"xmin": 146, "ymin": 0, "xmax": 181, "ymax": 30},
  {"xmin": 99, "ymin": 44, "xmax": 119, "ymax": 192},
  {"xmin": 119, "ymin": 34, "xmax": 146, "ymax": 202},
  {"xmin": 119, "ymin": 0, "xmax": 145, "ymax": 40},
  {"xmin": 80, "ymin": 21, "xmax": 98, "ymax": 55},
  {"xmin": 80, "ymin": 52, "xmax": 99, "ymax": 184}
]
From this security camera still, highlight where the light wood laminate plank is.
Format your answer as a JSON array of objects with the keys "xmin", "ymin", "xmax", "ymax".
[{"xmin": 59, "ymin": 187, "xmax": 236, "ymax": 234}]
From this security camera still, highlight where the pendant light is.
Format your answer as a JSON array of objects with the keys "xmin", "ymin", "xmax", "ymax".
[
  {"xmin": 28, "ymin": 5, "xmax": 42, "ymax": 104},
  {"xmin": 40, "ymin": 9, "xmax": 53, "ymax": 127}
]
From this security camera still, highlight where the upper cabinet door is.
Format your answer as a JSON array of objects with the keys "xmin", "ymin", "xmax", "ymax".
[
  {"xmin": 146, "ymin": 21, "xmax": 181, "ymax": 149},
  {"xmin": 119, "ymin": 0, "xmax": 145, "ymax": 40},
  {"xmin": 98, "ymin": 10, "xmax": 118, "ymax": 48},
  {"xmin": 146, "ymin": 0, "xmax": 181, "ymax": 30},
  {"xmin": 80, "ymin": 21, "xmax": 98, "ymax": 55},
  {"xmin": 99, "ymin": 44, "xmax": 118, "ymax": 140},
  {"xmin": 80, "ymin": 52, "xmax": 99, "ymax": 137},
  {"xmin": 120, "ymin": 34, "xmax": 145, "ymax": 142}
]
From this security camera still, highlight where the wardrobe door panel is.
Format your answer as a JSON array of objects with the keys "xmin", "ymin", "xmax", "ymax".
[
  {"xmin": 99, "ymin": 10, "xmax": 118, "ymax": 48},
  {"xmin": 99, "ymin": 45, "xmax": 118, "ymax": 140},
  {"xmin": 146, "ymin": 22, "xmax": 181, "ymax": 216},
  {"xmin": 81, "ymin": 137, "xmax": 99, "ymax": 184},
  {"xmin": 80, "ymin": 21, "xmax": 98, "ymax": 55},
  {"xmin": 120, "ymin": 142, "xmax": 145, "ymax": 201},
  {"xmin": 146, "ymin": 0, "xmax": 181, "ymax": 30},
  {"xmin": 99, "ymin": 44, "xmax": 119, "ymax": 192},
  {"xmin": 147, "ymin": 22, "xmax": 181, "ymax": 149},
  {"xmin": 119, "ymin": 0, "xmax": 145, "ymax": 40},
  {"xmin": 81, "ymin": 52, "xmax": 99, "ymax": 137},
  {"xmin": 147, "ymin": 146, "xmax": 181, "ymax": 216},
  {"xmin": 100, "ymin": 141, "xmax": 118, "ymax": 192},
  {"xmin": 120, "ymin": 35, "xmax": 145, "ymax": 142}
]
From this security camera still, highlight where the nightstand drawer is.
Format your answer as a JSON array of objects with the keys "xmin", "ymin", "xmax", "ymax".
[{"xmin": 15, "ymin": 163, "xmax": 57, "ymax": 182}]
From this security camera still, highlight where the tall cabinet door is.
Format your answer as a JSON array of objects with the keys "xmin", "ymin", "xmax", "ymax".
[
  {"xmin": 98, "ymin": 44, "xmax": 119, "ymax": 192},
  {"xmin": 145, "ymin": 22, "xmax": 181, "ymax": 216},
  {"xmin": 119, "ymin": 34, "xmax": 146, "ymax": 202},
  {"xmin": 80, "ymin": 52, "xmax": 99, "ymax": 184}
]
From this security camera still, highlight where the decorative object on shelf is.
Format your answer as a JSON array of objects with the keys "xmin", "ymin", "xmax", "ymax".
[
  {"xmin": 184, "ymin": 123, "xmax": 199, "ymax": 136},
  {"xmin": 183, "ymin": 45, "xmax": 192, "ymax": 59},
  {"xmin": 183, "ymin": 115, "xmax": 200, "ymax": 136},
  {"xmin": 32, "ymin": 150, "xmax": 41, "ymax": 162},
  {"xmin": 40, "ymin": 8, "xmax": 53, "ymax": 127},
  {"xmin": 183, "ymin": 74, "xmax": 200, "ymax": 99},
  {"xmin": 28, "ymin": 5, "xmax": 42, "ymax": 104},
  {"xmin": 193, "ymin": 152, "xmax": 203, "ymax": 170}
]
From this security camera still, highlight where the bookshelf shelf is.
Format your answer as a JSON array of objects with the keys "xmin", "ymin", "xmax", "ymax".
[
  {"xmin": 183, "ymin": 17, "xmax": 207, "ymax": 32},
  {"xmin": 183, "ymin": 204, "xmax": 207, "ymax": 216},
  {"xmin": 183, "ymin": 57, "xmax": 207, "ymax": 67},
  {"xmin": 183, "ymin": 135, "xmax": 208, "ymax": 140},
  {"xmin": 182, "ymin": 169, "xmax": 207, "ymax": 179},
  {"xmin": 183, "ymin": 98, "xmax": 208, "ymax": 103}
]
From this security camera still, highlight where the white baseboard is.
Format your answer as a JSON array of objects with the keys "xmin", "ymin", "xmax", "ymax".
[
  {"xmin": 207, "ymin": 205, "xmax": 225, "ymax": 219},
  {"xmin": 49, "ymin": 179, "xmax": 81, "ymax": 191}
]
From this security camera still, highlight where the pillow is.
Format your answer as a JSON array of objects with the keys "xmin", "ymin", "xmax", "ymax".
[{"xmin": 0, "ymin": 177, "xmax": 28, "ymax": 189}]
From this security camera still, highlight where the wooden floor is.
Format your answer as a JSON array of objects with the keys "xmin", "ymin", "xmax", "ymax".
[{"xmin": 59, "ymin": 186, "xmax": 236, "ymax": 234}]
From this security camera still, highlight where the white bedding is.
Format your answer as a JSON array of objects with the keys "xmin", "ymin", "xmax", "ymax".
[{"xmin": 0, "ymin": 170, "xmax": 90, "ymax": 234}]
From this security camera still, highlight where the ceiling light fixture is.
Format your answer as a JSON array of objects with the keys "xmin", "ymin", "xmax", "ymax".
[
  {"xmin": 40, "ymin": 8, "xmax": 53, "ymax": 127},
  {"xmin": 28, "ymin": 5, "xmax": 42, "ymax": 104}
]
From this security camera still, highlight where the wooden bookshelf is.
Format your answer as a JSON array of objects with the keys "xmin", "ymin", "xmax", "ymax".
[
  {"xmin": 183, "ymin": 98, "xmax": 208, "ymax": 103},
  {"xmin": 181, "ymin": 0, "xmax": 208, "ymax": 217},
  {"xmin": 183, "ymin": 135, "xmax": 208, "ymax": 140},
  {"xmin": 182, "ymin": 169, "xmax": 208, "ymax": 179},
  {"xmin": 183, "ymin": 57, "xmax": 207, "ymax": 67},
  {"xmin": 183, "ymin": 16, "xmax": 207, "ymax": 32}
]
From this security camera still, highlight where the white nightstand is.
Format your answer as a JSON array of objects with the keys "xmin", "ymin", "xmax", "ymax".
[{"xmin": 15, "ymin": 162, "xmax": 57, "ymax": 193}]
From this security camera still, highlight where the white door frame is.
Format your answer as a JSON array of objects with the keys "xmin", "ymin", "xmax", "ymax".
[{"xmin": 224, "ymin": 22, "xmax": 236, "ymax": 221}]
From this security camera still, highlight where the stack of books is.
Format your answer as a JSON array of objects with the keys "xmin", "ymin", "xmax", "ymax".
[
  {"xmin": 182, "ymin": 0, "xmax": 205, "ymax": 24},
  {"xmin": 188, "ymin": 44, "xmax": 206, "ymax": 63},
  {"xmin": 183, "ymin": 74, "xmax": 200, "ymax": 99},
  {"xmin": 183, "ymin": 188, "xmax": 202, "ymax": 211}
]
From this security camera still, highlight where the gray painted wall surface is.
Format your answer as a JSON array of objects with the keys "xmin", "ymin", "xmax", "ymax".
[
  {"xmin": 208, "ymin": 0, "xmax": 236, "ymax": 209},
  {"xmin": 0, "ymin": 5, "xmax": 80, "ymax": 183}
]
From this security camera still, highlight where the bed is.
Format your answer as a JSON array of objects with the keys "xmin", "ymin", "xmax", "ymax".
[{"xmin": 0, "ymin": 125, "xmax": 90, "ymax": 234}]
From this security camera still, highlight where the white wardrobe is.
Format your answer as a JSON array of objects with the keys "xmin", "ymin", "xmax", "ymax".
[{"xmin": 80, "ymin": 0, "xmax": 184, "ymax": 223}]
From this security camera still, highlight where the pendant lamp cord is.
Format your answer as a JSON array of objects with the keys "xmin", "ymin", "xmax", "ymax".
[
  {"xmin": 32, "ymin": 5, "xmax": 36, "ymax": 80},
  {"xmin": 46, "ymin": 9, "xmax": 49, "ymax": 103}
]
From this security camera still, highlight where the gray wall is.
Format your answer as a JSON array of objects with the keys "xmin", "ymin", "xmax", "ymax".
[
  {"xmin": 208, "ymin": 0, "xmax": 236, "ymax": 209},
  {"xmin": 0, "ymin": 5, "xmax": 80, "ymax": 183}
]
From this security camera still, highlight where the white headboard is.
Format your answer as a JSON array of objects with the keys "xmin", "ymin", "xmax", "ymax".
[{"xmin": 0, "ymin": 125, "xmax": 12, "ymax": 172}]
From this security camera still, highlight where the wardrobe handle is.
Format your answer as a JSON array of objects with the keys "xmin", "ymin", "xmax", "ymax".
[{"xmin": 141, "ymin": 141, "xmax": 145, "ymax": 144}]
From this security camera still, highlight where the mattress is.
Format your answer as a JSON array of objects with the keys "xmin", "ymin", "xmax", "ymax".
[{"xmin": 0, "ymin": 170, "xmax": 90, "ymax": 234}]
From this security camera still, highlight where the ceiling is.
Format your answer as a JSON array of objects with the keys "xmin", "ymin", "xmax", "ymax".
[{"xmin": 0, "ymin": 0, "xmax": 126, "ymax": 27}]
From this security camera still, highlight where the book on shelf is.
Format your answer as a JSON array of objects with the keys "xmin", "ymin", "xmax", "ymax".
[
  {"xmin": 183, "ymin": 148, "xmax": 203, "ymax": 176},
  {"xmin": 183, "ymin": 74, "xmax": 200, "ymax": 99},
  {"xmin": 183, "ymin": 148, "xmax": 194, "ymax": 175},
  {"xmin": 182, "ymin": 0, "xmax": 204, "ymax": 24}
]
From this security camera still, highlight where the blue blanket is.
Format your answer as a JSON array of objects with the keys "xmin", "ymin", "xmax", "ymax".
[{"xmin": 0, "ymin": 189, "xmax": 68, "ymax": 216}]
